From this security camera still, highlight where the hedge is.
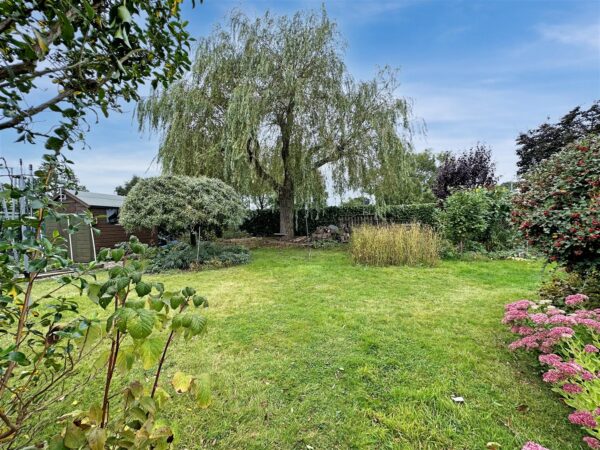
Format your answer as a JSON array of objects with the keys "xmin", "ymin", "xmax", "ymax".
[{"xmin": 240, "ymin": 204, "xmax": 438, "ymax": 236}]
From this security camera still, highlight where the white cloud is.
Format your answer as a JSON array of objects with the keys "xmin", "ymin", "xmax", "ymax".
[{"xmin": 538, "ymin": 22, "xmax": 600, "ymax": 51}]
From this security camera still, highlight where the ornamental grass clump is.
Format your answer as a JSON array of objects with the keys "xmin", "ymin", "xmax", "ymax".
[
  {"xmin": 504, "ymin": 294, "xmax": 600, "ymax": 449},
  {"xmin": 350, "ymin": 224, "xmax": 441, "ymax": 266}
]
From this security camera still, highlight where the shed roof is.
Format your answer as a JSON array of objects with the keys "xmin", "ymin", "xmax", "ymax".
[{"xmin": 65, "ymin": 190, "xmax": 124, "ymax": 208}]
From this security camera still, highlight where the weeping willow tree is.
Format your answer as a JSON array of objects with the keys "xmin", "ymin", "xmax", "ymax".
[{"xmin": 138, "ymin": 8, "xmax": 417, "ymax": 237}]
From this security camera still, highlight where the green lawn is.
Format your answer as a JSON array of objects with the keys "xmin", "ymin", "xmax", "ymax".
[{"xmin": 46, "ymin": 248, "xmax": 585, "ymax": 449}]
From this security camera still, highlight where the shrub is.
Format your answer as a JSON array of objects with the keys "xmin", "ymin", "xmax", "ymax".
[
  {"xmin": 241, "ymin": 203, "xmax": 438, "ymax": 236},
  {"xmin": 438, "ymin": 187, "xmax": 514, "ymax": 252},
  {"xmin": 539, "ymin": 270, "xmax": 600, "ymax": 308},
  {"xmin": 512, "ymin": 135, "xmax": 600, "ymax": 275},
  {"xmin": 350, "ymin": 224, "xmax": 441, "ymax": 266},
  {"xmin": 120, "ymin": 175, "xmax": 246, "ymax": 236},
  {"xmin": 147, "ymin": 242, "xmax": 250, "ymax": 273},
  {"xmin": 504, "ymin": 295, "xmax": 600, "ymax": 449}
]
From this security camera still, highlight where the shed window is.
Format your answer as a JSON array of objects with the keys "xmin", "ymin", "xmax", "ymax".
[{"xmin": 106, "ymin": 208, "xmax": 119, "ymax": 224}]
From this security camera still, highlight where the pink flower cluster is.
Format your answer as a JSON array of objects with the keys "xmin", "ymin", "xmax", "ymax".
[
  {"xmin": 505, "ymin": 294, "xmax": 600, "ymax": 449},
  {"xmin": 584, "ymin": 437, "xmax": 600, "ymax": 449},
  {"xmin": 504, "ymin": 297, "xmax": 600, "ymax": 353},
  {"xmin": 566, "ymin": 293, "xmax": 590, "ymax": 306},
  {"xmin": 521, "ymin": 442, "xmax": 549, "ymax": 450},
  {"xmin": 538, "ymin": 353, "xmax": 594, "ymax": 384},
  {"xmin": 569, "ymin": 410, "xmax": 598, "ymax": 428}
]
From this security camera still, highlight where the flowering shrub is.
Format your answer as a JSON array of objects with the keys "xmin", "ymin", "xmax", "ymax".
[
  {"xmin": 504, "ymin": 294, "xmax": 600, "ymax": 448},
  {"xmin": 512, "ymin": 134, "xmax": 600, "ymax": 274}
]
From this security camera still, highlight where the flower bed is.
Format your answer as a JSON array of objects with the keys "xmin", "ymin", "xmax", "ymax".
[{"xmin": 504, "ymin": 294, "xmax": 600, "ymax": 449}]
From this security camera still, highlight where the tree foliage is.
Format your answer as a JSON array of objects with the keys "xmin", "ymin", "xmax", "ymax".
[
  {"xmin": 516, "ymin": 101, "xmax": 600, "ymax": 175},
  {"xmin": 0, "ymin": 0, "xmax": 197, "ymax": 151},
  {"xmin": 513, "ymin": 135, "xmax": 600, "ymax": 274},
  {"xmin": 115, "ymin": 175, "xmax": 141, "ymax": 196},
  {"xmin": 137, "ymin": 8, "xmax": 416, "ymax": 236},
  {"xmin": 38, "ymin": 160, "xmax": 87, "ymax": 195},
  {"xmin": 433, "ymin": 144, "xmax": 497, "ymax": 200},
  {"xmin": 119, "ymin": 175, "xmax": 246, "ymax": 235},
  {"xmin": 438, "ymin": 187, "xmax": 514, "ymax": 252}
]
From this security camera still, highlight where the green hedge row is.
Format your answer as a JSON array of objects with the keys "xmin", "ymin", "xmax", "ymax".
[{"xmin": 240, "ymin": 204, "xmax": 438, "ymax": 236}]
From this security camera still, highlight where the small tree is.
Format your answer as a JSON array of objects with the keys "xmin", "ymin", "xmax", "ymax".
[
  {"xmin": 516, "ymin": 101, "xmax": 600, "ymax": 175},
  {"xmin": 120, "ymin": 175, "xmax": 246, "ymax": 242},
  {"xmin": 433, "ymin": 144, "xmax": 497, "ymax": 200},
  {"xmin": 513, "ymin": 134, "xmax": 600, "ymax": 274},
  {"xmin": 115, "ymin": 175, "xmax": 141, "ymax": 196}
]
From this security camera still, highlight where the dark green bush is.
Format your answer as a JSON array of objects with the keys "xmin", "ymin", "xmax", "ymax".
[
  {"xmin": 241, "ymin": 204, "xmax": 437, "ymax": 236},
  {"xmin": 147, "ymin": 242, "xmax": 250, "ymax": 273}
]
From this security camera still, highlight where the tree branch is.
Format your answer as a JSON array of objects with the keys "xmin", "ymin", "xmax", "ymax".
[
  {"xmin": 0, "ymin": 89, "xmax": 74, "ymax": 130},
  {"xmin": 246, "ymin": 136, "xmax": 279, "ymax": 191}
]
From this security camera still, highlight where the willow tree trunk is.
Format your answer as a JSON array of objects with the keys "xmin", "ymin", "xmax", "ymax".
[{"xmin": 278, "ymin": 177, "xmax": 295, "ymax": 238}]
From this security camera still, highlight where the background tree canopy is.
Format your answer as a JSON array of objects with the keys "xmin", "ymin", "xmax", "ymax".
[
  {"xmin": 516, "ymin": 101, "xmax": 600, "ymax": 175},
  {"xmin": 120, "ymin": 175, "xmax": 246, "ymax": 237},
  {"xmin": 137, "ymin": 8, "xmax": 418, "ymax": 237},
  {"xmin": 433, "ymin": 144, "xmax": 497, "ymax": 200}
]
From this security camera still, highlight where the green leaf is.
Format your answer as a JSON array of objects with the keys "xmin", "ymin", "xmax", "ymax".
[
  {"xmin": 182, "ymin": 287, "xmax": 195, "ymax": 297},
  {"xmin": 8, "ymin": 351, "xmax": 30, "ymax": 366},
  {"xmin": 115, "ymin": 344, "xmax": 136, "ymax": 372},
  {"xmin": 48, "ymin": 435, "xmax": 68, "ymax": 450},
  {"xmin": 192, "ymin": 295, "xmax": 207, "ymax": 307},
  {"xmin": 88, "ymin": 403, "xmax": 103, "ymax": 425},
  {"xmin": 45, "ymin": 136, "xmax": 63, "ymax": 151},
  {"xmin": 153, "ymin": 387, "xmax": 171, "ymax": 409},
  {"xmin": 117, "ymin": 5, "xmax": 133, "ymax": 23},
  {"xmin": 111, "ymin": 248, "xmax": 125, "ymax": 262},
  {"xmin": 93, "ymin": 349, "xmax": 110, "ymax": 370},
  {"xmin": 126, "ymin": 309, "xmax": 156, "ymax": 339},
  {"xmin": 87, "ymin": 427, "xmax": 106, "ymax": 450},
  {"xmin": 87, "ymin": 283, "xmax": 101, "ymax": 304},
  {"xmin": 139, "ymin": 337, "xmax": 163, "ymax": 370},
  {"xmin": 172, "ymin": 371, "xmax": 193, "ymax": 393},
  {"xmin": 57, "ymin": 10, "xmax": 75, "ymax": 42},
  {"xmin": 135, "ymin": 281, "xmax": 152, "ymax": 297},
  {"xmin": 63, "ymin": 422, "xmax": 86, "ymax": 448},
  {"xmin": 196, "ymin": 373, "xmax": 211, "ymax": 409},
  {"xmin": 170, "ymin": 294, "xmax": 185, "ymax": 309}
]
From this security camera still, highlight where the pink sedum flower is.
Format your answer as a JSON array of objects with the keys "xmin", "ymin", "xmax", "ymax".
[
  {"xmin": 522, "ymin": 442, "xmax": 550, "ymax": 450},
  {"xmin": 584, "ymin": 437, "xmax": 600, "ymax": 449},
  {"xmin": 539, "ymin": 354, "xmax": 562, "ymax": 366},
  {"xmin": 569, "ymin": 410, "xmax": 597, "ymax": 428},
  {"xmin": 562, "ymin": 383, "xmax": 583, "ymax": 394},
  {"xmin": 566, "ymin": 293, "xmax": 589, "ymax": 306},
  {"xmin": 585, "ymin": 344, "xmax": 599, "ymax": 353}
]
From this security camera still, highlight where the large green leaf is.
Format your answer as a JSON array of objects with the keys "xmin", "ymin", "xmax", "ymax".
[
  {"xmin": 126, "ymin": 309, "xmax": 156, "ymax": 339},
  {"xmin": 136, "ymin": 281, "xmax": 152, "ymax": 297},
  {"xmin": 139, "ymin": 337, "xmax": 163, "ymax": 370}
]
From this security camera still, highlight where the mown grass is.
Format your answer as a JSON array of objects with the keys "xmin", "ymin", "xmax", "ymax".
[{"xmin": 37, "ymin": 248, "xmax": 585, "ymax": 449}]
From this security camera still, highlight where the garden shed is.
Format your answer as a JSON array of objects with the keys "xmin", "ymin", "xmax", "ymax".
[{"xmin": 47, "ymin": 190, "xmax": 153, "ymax": 262}]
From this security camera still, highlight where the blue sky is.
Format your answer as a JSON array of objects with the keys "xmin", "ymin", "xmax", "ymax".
[{"xmin": 2, "ymin": 0, "xmax": 599, "ymax": 196}]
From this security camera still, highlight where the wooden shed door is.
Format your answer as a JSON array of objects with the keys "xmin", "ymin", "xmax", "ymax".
[{"xmin": 44, "ymin": 217, "xmax": 95, "ymax": 262}]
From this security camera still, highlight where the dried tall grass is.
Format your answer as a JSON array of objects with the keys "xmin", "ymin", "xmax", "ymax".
[{"xmin": 350, "ymin": 224, "xmax": 441, "ymax": 266}]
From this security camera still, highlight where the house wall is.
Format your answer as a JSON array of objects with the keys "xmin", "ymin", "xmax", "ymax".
[
  {"xmin": 89, "ymin": 207, "xmax": 154, "ymax": 252},
  {"xmin": 52, "ymin": 196, "xmax": 154, "ymax": 261}
]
